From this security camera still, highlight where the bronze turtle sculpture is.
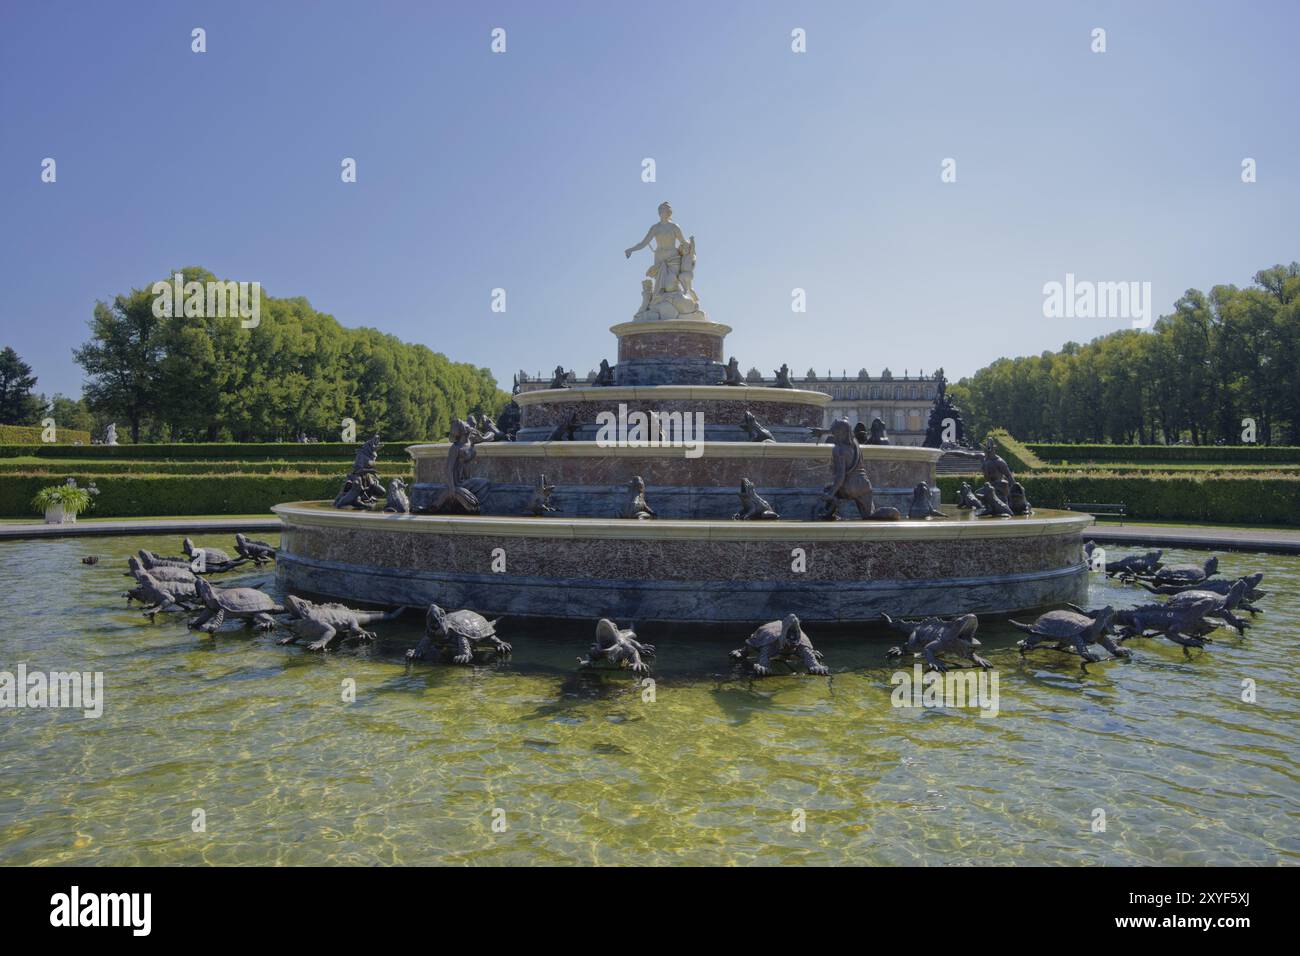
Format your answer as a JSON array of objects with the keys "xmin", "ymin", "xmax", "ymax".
[
  {"xmin": 181, "ymin": 537, "xmax": 247, "ymax": 573},
  {"xmin": 407, "ymin": 604, "xmax": 511, "ymax": 665},
  {"xmin": 188, "ymin": 577, "xmax": 285, "ymax": 632},
  {"xmin": 1102, "ymin": 549, "xmax": 1163, "ymax": 577},
  {"xmin": 577, "ymin": 619, "xmax": 656, "ymax": 674},
  {"xmin": 1133, "ymin": 572, "xmax": 1263, "ymax": 616},
  {"xmin": 125, "ymin": 555, "xmax": 196, "ymax": 585},
  {"xmin": 1134, "ymin": 571, "xmax": 1263, "ymax": 604},
  {"xmin": 1010, "ymin": 606, "xmax": 1129, "ymax": 669},
  {"xmin": 730, "ymin": 613, "xmax": 829, "ymax": 676},
  {"xmin": 1159, "ymin": 579, "xmax": 1251, "ymax": 633},
  {"xmin": 125, "ymin": 571, "xmax": 202, "ymax": 619},
  {"xmin": 882, "ymin": 613, "xmax": 989, "ymax": 671},
  {"xmin": 138, "ymin": 548, "xmax": 190, "ymax": 569},
  {"xmin": 1136, "ymin": 556, "xmax": 1219, "ymax": 587}
]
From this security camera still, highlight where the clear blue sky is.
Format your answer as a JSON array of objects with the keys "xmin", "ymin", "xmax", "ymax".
[{"xmin": 2, "ymin": 0, "xmax": 1296, "ymax": 398}]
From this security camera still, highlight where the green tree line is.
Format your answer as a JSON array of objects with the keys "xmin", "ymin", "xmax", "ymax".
[
  {"xmin": 948, "ymin": 263, "xmax": 1300, "ymax": 445},
  {"xmin": 0, "ymin": 345, "xmax": 95, "ymax": 432},
  {"xmin": 69, "ymin": 268, "xmax": 509, "ymax": 442}
]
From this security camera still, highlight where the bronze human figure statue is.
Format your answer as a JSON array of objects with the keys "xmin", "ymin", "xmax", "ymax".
[
  {"xmin": 549, "ymin": 366, "xmax": 571, "ymax": 389},
  {"xmin": 333, "ymin": 434, "xmax": 387, "ymax": 509},
  {"xmin": 429, "ymin": 418, "xmax": 492, "ymax": 514},
  {"xmin": 817, "ymin": 419, "xmax": 877, "ymax": 519},
  {"xmin": 980, "ymin": 437, "xmax": 1015, "ymax": 495},
  {"xmin": 351, "ymin": 434, "xmax": 383, "ymax": 475},
  {"xmin": 773, "ymin": 364, "xmax": 794, "ymax": 388},
  {"xmin": 865, "ymin": 417, "xmax": 890, "ymax": 445},
  {"xmin": 593, "ymin": 359, "xmax": 616, "ymax": 386}
]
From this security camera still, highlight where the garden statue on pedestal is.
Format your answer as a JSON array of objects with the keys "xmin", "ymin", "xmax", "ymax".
[
  {"xmin": 625, "ymin": 202, "xmax": 706, "ymax": 321},
  {"xmin": 922, "ymin": 370, "xmax": 969, "ymax": 448}
]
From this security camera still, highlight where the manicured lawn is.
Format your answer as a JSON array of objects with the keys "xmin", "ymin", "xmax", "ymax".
[{"xmin": 1042, "ymin": 461, "xmax": 1300, "ymax": 473}]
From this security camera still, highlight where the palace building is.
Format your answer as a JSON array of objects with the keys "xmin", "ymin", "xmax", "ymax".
[{"xmin": 515, "ymin": 367, "xmax": 942, "ymax": 446}]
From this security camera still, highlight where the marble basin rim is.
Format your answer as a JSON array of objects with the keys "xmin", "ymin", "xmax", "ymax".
[
  {"xmin": 273, "ymin": 501, "xmax": 1093, "ymax": 541},
  {"xmin": 272, "ymin": 502, "xmax": 1093, "ymax": 622},
  {"xmin": 406, "ymin": 439, "xmax": 939, "ymax": 462}
]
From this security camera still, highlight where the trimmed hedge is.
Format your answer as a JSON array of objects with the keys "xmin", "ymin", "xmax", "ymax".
[
  {"xmin": 0, "ymin": 424, "xmax": 92, "ymax": 445},
  {"xmin": 1028, "ymin": 443, "xmax": 1300, "ymax": 464},
  {"xmin": 988, "ymin": 429, "xmax": 1045, "ymax": 471},
  {"xmin": 0, "ymin": 459, "xmax": 412, "ymax": 476},
  {"xmin": 0, "ymin": 473, "xmax": 339, "ymax": 518},
  {"xmin": 0, "ymin": 441, "xmax": 434, "ymax": 460},
  {"xmin": 938, "ymin": 474, "xmax": 1300, "ymax": 525}
]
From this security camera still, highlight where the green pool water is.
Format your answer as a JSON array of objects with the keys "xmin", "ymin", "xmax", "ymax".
[{"xmin": 0, "ymin": 534, "xmax": 1296, "ymax": 865}]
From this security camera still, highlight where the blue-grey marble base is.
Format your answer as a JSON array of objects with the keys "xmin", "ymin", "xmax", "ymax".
[
  {"xmin": 615, "ymin": 357, "xmax": 725, "ymax": 386},
  {"xmin": 411, "ymin": 482, "xmax": 925, "ymax": 519},
  {"xmin": 277, "ymin": 554, "xmax": 1089, "ymax": 624},
  {"xmin": 513, "ymin": 425, "xmax": 815, "ymax": 443}
]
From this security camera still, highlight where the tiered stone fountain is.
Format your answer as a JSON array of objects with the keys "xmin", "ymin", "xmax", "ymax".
[{"xmin": 273, "ymin": 205, "xmax": 1091, "ymax": 623}]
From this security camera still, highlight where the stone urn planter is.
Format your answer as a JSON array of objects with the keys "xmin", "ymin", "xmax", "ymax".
[
  {"xmin": 32, "ymin": 480, "xmax": 97, "ymax": 526},
  {"xmin": 43, "ymin": 503, "xmax": 75, "ymax": 525}
]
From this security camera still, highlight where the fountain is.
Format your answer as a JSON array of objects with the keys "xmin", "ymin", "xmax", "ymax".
[{"xmin": 273, "ymin": 204, "xmax": 1092, "ymax": 623}]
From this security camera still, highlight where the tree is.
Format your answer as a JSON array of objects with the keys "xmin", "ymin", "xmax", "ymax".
[
  {"xmin": 73, "ymin": 288, "xmax": 166, "ymax": 442},
  {"xmin": 73, "ymin": 270, "xmax": 510, "ymax": 442},
  {"xmin": 42, "ymin": 394, "xmax": 96, "ymax": 434},
  {"xmin": 0, "ymin": 347, "xmax": 42, "ymax": 425},
  {"xmin": 953, "ymin": 263, "xmax": 1300, "ymax": 444}
]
